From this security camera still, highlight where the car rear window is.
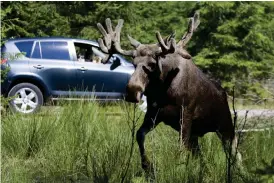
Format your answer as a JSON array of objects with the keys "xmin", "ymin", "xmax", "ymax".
[
  {"xmin": 15, "ymin": 41, "xmax": 34, "ymax": 58},
  {"xmin": 40, "ymin": 41, "xmax": 70, "ymax": 60}
]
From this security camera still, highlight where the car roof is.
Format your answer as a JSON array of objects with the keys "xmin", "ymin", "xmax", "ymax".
[
  {"xmin": 3, "ymin": 37, "xmax": 133, "ymax": 66},
  {"xmin": 5, "ymin": 37, "xmax": 99, "ymax": 46}
]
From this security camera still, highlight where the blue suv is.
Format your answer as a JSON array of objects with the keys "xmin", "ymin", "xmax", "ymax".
[{"xmin": 1, "ymin": 37, "xmax": 137, "ymax": 113}]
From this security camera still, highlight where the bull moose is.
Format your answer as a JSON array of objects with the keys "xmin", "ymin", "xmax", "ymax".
[{"xmin": 97, "ymin": 12, "xmax": 240, "ymax": 172}]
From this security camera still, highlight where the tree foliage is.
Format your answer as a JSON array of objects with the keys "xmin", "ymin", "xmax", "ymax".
[
  {"xmin": 192, "ymin": 2, "xmax": 274, "ymax": 97},
  {"xmin": 1, "ymin": 1, "xmax": 274, "ymax": 98}
]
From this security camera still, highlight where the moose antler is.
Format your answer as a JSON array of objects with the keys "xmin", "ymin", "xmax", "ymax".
[
  {"xmin": 177, "ymin": 11, "xmax": 200, "ymax": 48},
  {"xmin": 156, "ymin": 31, "xmax": 176, "ymax": 55},
  {"xmin": 97, "ymin": 18, "xmax": 115, "ymax": 54},
  {"xmin": 97, "ymin": 18, "xmax": 140, "ymax": 60}
]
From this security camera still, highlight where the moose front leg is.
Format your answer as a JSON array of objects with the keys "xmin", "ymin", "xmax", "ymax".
[
  {"xmin": 136, "ymin": 111, "xmax": 160, "ymax": 172},
  {"xmin": 136, "ymin": 126, "xmax": 153, "ymax": 172},
  {"xmin": 180, "ymin": 108, "xmax": 196, "ymax": 152}
]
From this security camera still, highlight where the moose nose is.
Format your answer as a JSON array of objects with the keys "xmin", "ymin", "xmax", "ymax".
[
  {"xmin": 125, "ymin": 84, "xmax": 143, "ymax": 103},
  {"xmin": 125, "ymin": 91, "xmax": 141, "ymax": 103}
]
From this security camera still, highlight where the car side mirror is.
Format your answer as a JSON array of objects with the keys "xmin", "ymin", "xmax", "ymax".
[{"xmin": 110, "ymin": 57, "xmax": 121, "ymax": 70}]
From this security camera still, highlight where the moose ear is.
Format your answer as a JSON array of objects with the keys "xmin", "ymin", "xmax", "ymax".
[
  {"xmin": 164, "ymin": 67, "xmax": 180, "ymax": 88},
  {"xmin": 164, "ymin": 31, "xmax": 176, "ymax": 44},
  {"xmin": 127, "ymin": 35, "xmax": 141, "ymax": 48}
]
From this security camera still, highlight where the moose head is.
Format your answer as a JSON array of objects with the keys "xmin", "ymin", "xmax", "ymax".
[{"xmin": 97, "ymin": 12, "xmax": 200, "ymax": 103}]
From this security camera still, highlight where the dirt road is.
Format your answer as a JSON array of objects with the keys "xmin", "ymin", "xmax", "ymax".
[{"xmin": 235, "ymin": 109, "xmax": 274, "ymax": 118}]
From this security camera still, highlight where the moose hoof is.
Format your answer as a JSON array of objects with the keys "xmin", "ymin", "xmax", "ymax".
[
  {"xmin": 142, "ymin": 160, "xmax": 154, "ymax": 173},
  {"xmin": 142, "ymin": 161, "xmax": 156, "ymax": 180}
]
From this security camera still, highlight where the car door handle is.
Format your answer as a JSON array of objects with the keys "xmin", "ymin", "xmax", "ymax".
[
  {"xmin": 33, "ymin": 65, "xmax": 44, "ymax": 69},
  {"xmin": 78, "ymin": 67, "xmax": 88, "ymax": 71}
]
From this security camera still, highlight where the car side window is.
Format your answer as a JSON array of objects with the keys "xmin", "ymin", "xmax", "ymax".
[
  {"xmin": 40, "ymin": 41, "xmax": 70, "ymax": 60},
  {"xmin": 74, "ymin": 42, "xmax": 108, "ymax": 64},
  {"xmin": 15, "ymin": 41, "xmax": 34, "ymax": 58},
  {"xmin": 31, "ymin": 42, "xmax": 41, "ymax": 59}
]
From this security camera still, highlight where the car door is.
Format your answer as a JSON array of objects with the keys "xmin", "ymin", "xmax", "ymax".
[
  {"xmin": 72, "ymin": 42, "xmax": 129, "ymax": 99},
  {"xmin": 29, "ymin": 40, "xmax": 78, "ymax": 97}
]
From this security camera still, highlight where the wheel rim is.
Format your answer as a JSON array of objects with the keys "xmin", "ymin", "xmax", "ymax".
[{"xmin": 12, "ymin": 87, "xmax": 39, "ymax": 113}]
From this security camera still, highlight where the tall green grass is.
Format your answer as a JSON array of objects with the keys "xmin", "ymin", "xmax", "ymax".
[{"xmin": 1, "ymin": 101, "xmax": 274, "ymax": 183}]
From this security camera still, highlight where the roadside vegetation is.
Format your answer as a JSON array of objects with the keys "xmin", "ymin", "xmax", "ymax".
[
  {"xmin": 1, "ymin": 101, "xmax": 274, "ymax": 183},
  {"xmin": 1, "ymin": 1, "xmax": 274, "ymax": 183}
]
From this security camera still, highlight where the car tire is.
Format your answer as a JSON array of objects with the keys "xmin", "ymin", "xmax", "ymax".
[{"xmin": 8, "ymin": 83, "xmax": 43, "ymax": 114}]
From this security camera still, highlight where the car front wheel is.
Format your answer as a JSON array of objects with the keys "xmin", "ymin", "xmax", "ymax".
[{"xmin": 8, "ymin": 83, "xmax": 43, "ymax": 114}]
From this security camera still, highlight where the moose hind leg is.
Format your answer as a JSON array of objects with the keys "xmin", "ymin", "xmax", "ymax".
[
  {"xmin": 217, "ymin": 131, "xmax": 242, "ymax": 164},
  {"xmin": 231, "ymin": 135, "xmax": 242, "ymax": 163}
]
